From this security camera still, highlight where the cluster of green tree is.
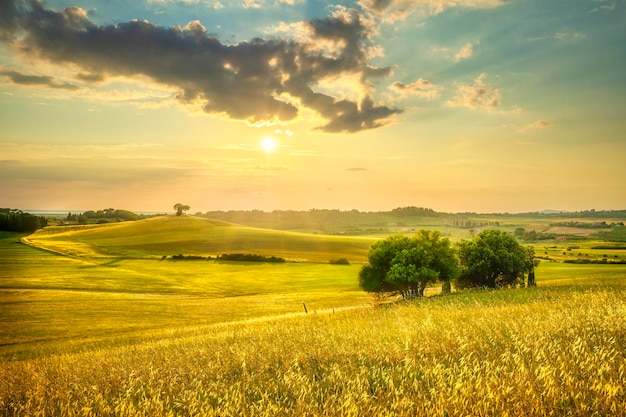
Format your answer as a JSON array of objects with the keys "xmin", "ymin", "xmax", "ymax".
[
  {"xmin": 359, "ymin": 229, "xmax": 537, "ymax": 298},
  {"xmin": 514, "ymin": 228, "xmax": 556, "ymax": 242},
  {"xmin": 564, "ymin": 259, "xmax": 626, "ymax": 265},
  {"xmin": 549, "ymin": 221, "xmax": 624, "ymax": 228},
  {"xmin": 451, "ymin": 219, "xmax": 501, "ymax": 228},
  {"xmin": 329, "ymin": 258, "xmax": 351, "ymax": 265},
  {"xmin": 0, "ymin": 209, "xmax": 48, "ymax": 232},
  {"xmin": 562, "ymin": 209, "xmax": 626, "ymax": 219},
  {"xmin": 217, "ymin": 253, "xmax": 286, "ymax": 263},
  {"xmin": 168, "ymin": 254, "xmax": 213, "ymax": 260},
  {"xmin": 389, "ymin": 206, "xmax": 438, "ymax": 217},
  {"xmin": 484, "ymin": 209, "xmax": 626, "ymax": 218},
  {"xmin": 166, "ymin": 253, "xmax": 286, "ymax": 263},
  {"xmin": 66, "ymin": 208, "xmax": 139, "ymax": 224},
  {"xmin": 596, "ymin": 226, "xmax": 626, "ymax": 242}
]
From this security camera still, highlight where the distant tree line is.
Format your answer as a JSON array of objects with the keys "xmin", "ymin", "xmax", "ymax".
[
  {"xmin": 201, "ymin": 206, "xmax": 440, "ymax": 232},
  {"xmin": 0, "ymin": 208, "xmax": 48, "ymax": 232},
  {"xmin": 549, "ymin": 221, "xmax": 624, "ymax": 229},
  {"xmin": 452, "ymin": 219, "xmax": 501, "ymax": 228},
  {"xmin": 514, "ymin": 228, "xmax": 557, "ymax": 242},
  {"xmin": 65, "ymin": 208, "xmax": 139, "ymax": 224},
  {"xmin": 198, "ymin": 207, "xmax": 625, "ymax": 233},
  {"xmin": 217, "ymin": 253, "xmax": 285, "ymax": 263},
  {"xmin": 472, "ymin": 209, "xmax": 626, "ymax": 219},
  {"xmin": 359, "ymin": 229, "xmax": 537, "ymax": 298},
  {"xmin": 166, "ymin": 253, "xmax": 286, "ymax": 263}
]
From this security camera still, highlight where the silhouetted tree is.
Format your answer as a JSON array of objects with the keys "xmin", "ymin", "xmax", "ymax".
[{"xmin": 173, "ymin": 203, "xmax": 190, "ymax": 216}]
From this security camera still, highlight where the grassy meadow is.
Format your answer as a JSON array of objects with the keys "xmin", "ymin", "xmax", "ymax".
[
  {"xmin": 1, "ymin": 215, "xmax": 626, "ymax": 415},
  {"xmin": 22, "ymin": 216, "xmax": 375, "ymax": 262},
  {"xmin": 0, "ymin": 230, "xmax": 371, "ymax": 360}
]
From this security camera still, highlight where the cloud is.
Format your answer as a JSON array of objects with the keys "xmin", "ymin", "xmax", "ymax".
[
  {"xmin": 554, "ymin": 32, "xmax": 586, "ymax": 40},
  {"xmin": 518, "ymin": 120, "xmax": 553, "ymax": 133},
  {"xmin": 590, "ymin": 0, "xmax": 616, "ymax": 12},
  {"xmin": 0, "ymin": 68, "xmax": 81, "ymax": 90},
  {"xmin": 359, "ymin": 0, "xmax": 505, "ymax": 22},
  {"xmin": 0, "ymin": 158, "xmax": 190, "ymax": 184},
  {"xmin": 390, "ymin": 78, "xmax": 442, "ymax": 99},
  {"xmin": 0, "ymin": 1, "xmax": 400, "ymax": 133},
  {"xmin": 0, "ymin": 0, "xmax": 19, "ymax": 41},
  {"xmin": 453, "ymin": 42, "xmax": 474, "ymax": 61},
  {"xmin": 447, "ymin": 73, "xmax": 503, "ymax": 111},
  {"xmin": 346, "ymin": 167, "xmax": 368, "ymax": 171}
]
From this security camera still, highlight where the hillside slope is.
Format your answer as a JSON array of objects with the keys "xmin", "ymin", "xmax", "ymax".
[{"xmin": 23, "ymin": 216, "xmax": 376, "ymax": 263}]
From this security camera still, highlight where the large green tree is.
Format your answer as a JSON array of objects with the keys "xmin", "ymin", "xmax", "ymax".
[
  {"xmin": 456, "ymin": 229, "xmax": 536, "ymax": 289},
  {"xmin": 359, "ymin": 230, "xmax": 459, "ymax": 298}
]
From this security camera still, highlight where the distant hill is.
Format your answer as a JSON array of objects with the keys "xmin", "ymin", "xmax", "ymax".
[
  {"xmin": 536, "ymin": 209, "xmax": 569, "ymax": 214},
  {"xmin": 23, "ymin": 215, "xmax": 376, "ymax": 263}
]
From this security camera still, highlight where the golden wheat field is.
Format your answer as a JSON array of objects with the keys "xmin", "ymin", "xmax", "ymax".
[{"xmin": 1, "ymin": 284, "xmax": 625, "ymax": 416}]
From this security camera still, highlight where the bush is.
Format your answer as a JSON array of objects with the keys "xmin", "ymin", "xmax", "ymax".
[{"xmin": 329, "ymin": 258, "xmax": 351, "ymax": 265}]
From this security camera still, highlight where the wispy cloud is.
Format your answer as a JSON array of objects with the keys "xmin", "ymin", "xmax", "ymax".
[
  {"xmin": 0, "ymin": 1, "xmax": 400, "ymax": 133},
  {"xmin": 554, "ymin": 32, "xmax": 586, "ymax": 40},
  {"xmin": 518, "ymin": 120, "xmax": 553, "ymax": 133},
  {"xmin": 590, "ymin": 0, "xmax": 616, "ymax": 12},
  {"xmin": 390, "ymin": 78, "xmax": 442, "ymax": 99},
  {"xmin": 447, "ymin": 73, "xmax": 502, "ymax": 111},
  {"xmin": 0, "ymin": 158, "xmax": 191, "ymax": 185},
  {"xmin": 359, "ymin": 0, "xmax": 505, "ymax": 22},
  {"xmin": 453, "ymin": 42, "xmax": 475, "ymax": 62}
]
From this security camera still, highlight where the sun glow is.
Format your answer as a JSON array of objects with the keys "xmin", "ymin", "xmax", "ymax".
[{"xmin": 261, "ymin": 137, "xmax": 277, "ymax": 153}]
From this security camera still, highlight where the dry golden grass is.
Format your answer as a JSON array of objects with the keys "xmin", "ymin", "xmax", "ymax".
[{"xmin": 1, "ymin": 285, "xmax": 625, "ymax": 416}]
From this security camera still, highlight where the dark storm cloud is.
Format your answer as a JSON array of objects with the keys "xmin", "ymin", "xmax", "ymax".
[
  {"xmin": 0, "ymin": 0, "xmax": 401, "ymax": 133},
  {"xmin": 0, "ymin": 0, "xmax": 20, "ymax": 41},
  {"xmin": 0, "ymin": 68, "xmax": 80, "ymax": 90}
]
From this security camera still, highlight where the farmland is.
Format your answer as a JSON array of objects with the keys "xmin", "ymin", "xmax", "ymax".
[{"xmin": 1, "ymin": 213, "xmax": 626, "ymax": 415}]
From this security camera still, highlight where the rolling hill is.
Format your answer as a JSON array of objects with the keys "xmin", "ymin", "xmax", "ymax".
[{"xmin": 23, "ymin": 215, "xmax": 376, "ymax": 263}]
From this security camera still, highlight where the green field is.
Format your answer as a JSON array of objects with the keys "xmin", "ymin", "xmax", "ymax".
[
  {"xmin": 0, "ymin": 229, "xmax": 373, "ymax": 360},
  {"xmin": 23, "ymin": 216, "xmax": 375, "ymax": 262},
  {"xmin": 2, "ymin": 217, "xmax": 626, "ymax": 415}
]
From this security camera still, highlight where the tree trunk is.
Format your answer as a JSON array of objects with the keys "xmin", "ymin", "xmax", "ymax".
[{"xmin": 441, "ymin": 280, "xmax": 451, "ymax": 294}]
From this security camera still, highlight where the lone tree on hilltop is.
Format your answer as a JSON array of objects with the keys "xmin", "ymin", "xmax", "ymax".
[
  {"xmin": 173, "ymin": 203, "xmax": 190, "ymax": 216},
  {"xmin": 456, "ymin": 229, "xmax": 537, "ymax": 289},
  {"xmin": 359, "ymin": 230, "xmax": 459, "ymax": 299}
]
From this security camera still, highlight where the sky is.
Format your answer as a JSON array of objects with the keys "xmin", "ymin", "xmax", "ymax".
[{"xmin": 0, "ymin": 0, "xmax": 625, "ymax": 214}]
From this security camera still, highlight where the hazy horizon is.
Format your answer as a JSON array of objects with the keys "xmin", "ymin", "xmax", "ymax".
[
  {"xmin": 18, "ymin": 206, "xmax": 624, "ymax": 217},
  {"xmin": 1, "ymin": 0, "xmax": 625, "ymax": 213}
]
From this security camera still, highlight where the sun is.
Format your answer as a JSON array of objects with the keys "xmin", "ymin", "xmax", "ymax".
[{"xmin": 261, "ymin": 137, "xmax": 277, "ymax": 153}]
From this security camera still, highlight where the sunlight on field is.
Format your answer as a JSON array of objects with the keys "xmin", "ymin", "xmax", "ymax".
[
  {"xmin": 23, "ymin": 216, "xmax": 375, "ymax": 262},
  {"xmin": 536, "ymin": 262, "xmax": 626, "ymax": 287},
  {"xmin": 2, "ymin": 223, "xmax": 626, "ymax": 415},
  {"xmin": 0, "ymin": 233, "xmax": 371, "ymax": 359},
  {"xmin": 1, "ymin": 285, "xmax": 625, "ymax": 416}
]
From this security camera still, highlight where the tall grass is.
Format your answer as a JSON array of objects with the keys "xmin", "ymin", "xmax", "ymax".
[{"xmin": 2, "ymin": 285, "xmax": 624, "ymax": 416}]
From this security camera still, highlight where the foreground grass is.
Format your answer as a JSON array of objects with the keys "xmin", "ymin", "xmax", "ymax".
[{"xmin": 1, "ymin": 285, "xmax": 625, "ymax": 416}]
